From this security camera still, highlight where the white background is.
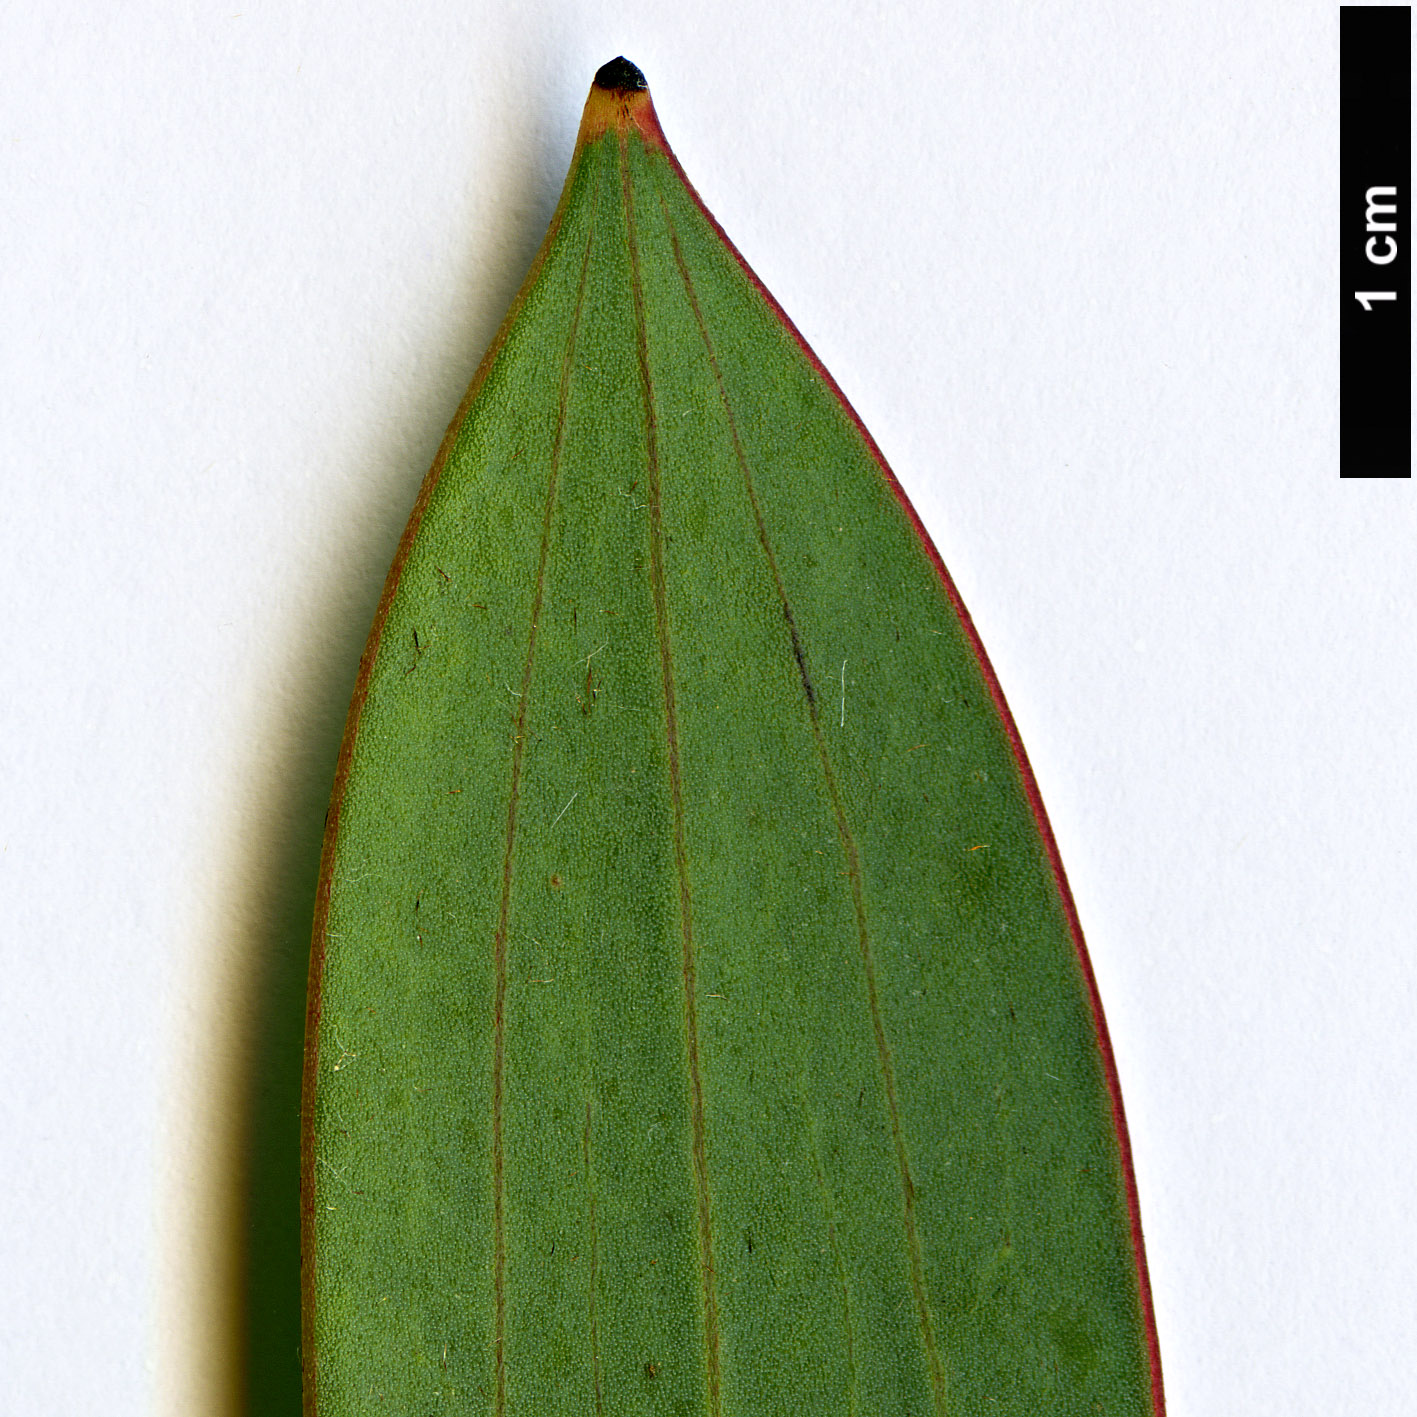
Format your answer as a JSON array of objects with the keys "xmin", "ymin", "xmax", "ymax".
[{"xmin": 2, "ymin": 2, "xmax": 1411, "ymax": 1413}]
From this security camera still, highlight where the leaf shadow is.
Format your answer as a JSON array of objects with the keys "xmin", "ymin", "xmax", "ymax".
[{"xmin": 208, "ymin": 79, "xmax": 570, "ymax": 1417}]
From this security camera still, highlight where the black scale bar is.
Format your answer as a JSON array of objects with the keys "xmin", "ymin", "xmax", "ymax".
[{"xmin": 1341, "ymin": 5, "xmax": 1412, "ymax": 477}]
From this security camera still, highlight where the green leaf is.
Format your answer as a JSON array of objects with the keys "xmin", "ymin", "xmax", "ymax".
[{"xmin": 302, "ymin": 58, "xmax": 1164, "ymax": 1417}]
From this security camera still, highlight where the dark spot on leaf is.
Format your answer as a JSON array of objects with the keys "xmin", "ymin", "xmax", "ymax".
[{"xmin": 782, "ymin": 605, "xmax": 815, "ymax": 707}]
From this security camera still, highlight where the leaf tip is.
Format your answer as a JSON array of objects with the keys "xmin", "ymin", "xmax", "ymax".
[{"xmin": 579, "ymin": 56, "xmax": 668, "ymax": 150}]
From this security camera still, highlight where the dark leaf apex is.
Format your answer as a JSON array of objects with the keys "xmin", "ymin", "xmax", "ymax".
[{"xmin": 594, "ymin": 57, "xmax": 647, "ymax": 93}]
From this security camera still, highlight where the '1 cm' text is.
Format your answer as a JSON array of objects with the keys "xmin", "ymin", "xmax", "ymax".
[{"xmin": 1355, "ymin": 186, "xmax": 1399, "ymax": 311}]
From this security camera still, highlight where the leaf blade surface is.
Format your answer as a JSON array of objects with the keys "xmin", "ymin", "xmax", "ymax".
[{"xmin": 303, "ymin": 61, "xmax": 1164, "ymax": 1417}]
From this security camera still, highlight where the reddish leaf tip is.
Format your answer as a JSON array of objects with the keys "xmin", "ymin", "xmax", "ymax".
[{"xmin": 579, "ymin": 59, "xmax": 667, "ymax": 151}]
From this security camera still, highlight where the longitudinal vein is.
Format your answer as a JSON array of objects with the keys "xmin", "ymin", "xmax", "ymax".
[
  {"xmin": 621, "ymin": 131, "xmax": 724, "ymax": 1417},
  {"xmin": 659, "ymin": 186, "xmax": 949, "ymax": 1417},
  {"xmin": 489, "ymin": 203, "xmax": 598, "ymax": 1417}
]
